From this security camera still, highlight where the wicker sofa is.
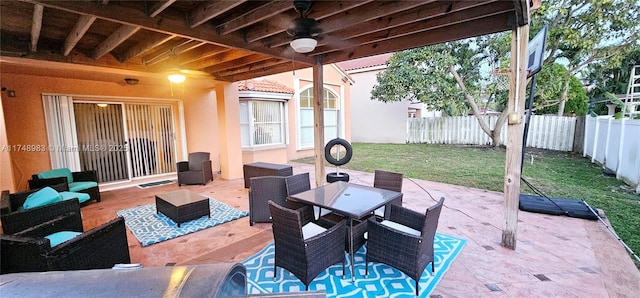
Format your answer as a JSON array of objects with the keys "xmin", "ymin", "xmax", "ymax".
[
  {"xmin": 29, "ymin": 168, "xmax": 101, "ymax": 203},
  {"xmin": 0, "ymin": 199, "xmax": 130, "ymax": 274}
]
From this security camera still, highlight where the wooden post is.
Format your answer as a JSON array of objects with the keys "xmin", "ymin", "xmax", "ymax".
[
  {"xmin": 502, "ymin": 24, "xmax": 529, "ymax": 250},
  {"xmin": 313, "ymin": 56, "xmax": 326, "ymax": 187}
]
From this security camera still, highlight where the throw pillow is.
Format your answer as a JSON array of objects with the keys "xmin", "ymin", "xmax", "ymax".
[{"xmin": 23, "ymin": 187, "xmax": 63, "ymax": 209}]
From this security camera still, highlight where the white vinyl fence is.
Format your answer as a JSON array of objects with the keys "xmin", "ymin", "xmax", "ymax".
[
  {"xmin": 407, "ymin": 115, "xmax": 577, "ymax": 151},
  {"xmin": 583, "ymin": 116, "xmax": 640, "ymax": 192}
]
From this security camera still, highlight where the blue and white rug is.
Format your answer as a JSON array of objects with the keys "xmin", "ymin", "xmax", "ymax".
[
  {"xmin": 116, "ymin": 198, "xmax": 248, "ymax": 247},
  {"xmin": 242, "ymin": 233, "xmax": 466, "ymax": 297}
]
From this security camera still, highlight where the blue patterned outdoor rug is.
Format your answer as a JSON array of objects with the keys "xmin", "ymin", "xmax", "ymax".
[
  {"xmin": 116, "ymin": 198, "xmax": 248, "ymax": 247},
  {"xmin": 243, "ymin": 233, "xmax": 466, "ymax": 297}
]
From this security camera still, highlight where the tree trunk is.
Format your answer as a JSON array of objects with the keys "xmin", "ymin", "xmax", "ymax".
[
  {"xmin": 449, "ymin": 65, "xmax": 501, "ymax": 147},
  {"xmin": 557, "ymin": 78, "xmax": 570, "ymax": 116}
]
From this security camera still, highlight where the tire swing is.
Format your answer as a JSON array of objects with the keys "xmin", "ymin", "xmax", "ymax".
[{"xmin": 325, "ymin": 138, "xmax": 353, "ymax": 183}]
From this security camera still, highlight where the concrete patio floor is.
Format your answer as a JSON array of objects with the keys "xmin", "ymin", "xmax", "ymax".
[{"xmin": 82, "ymin": 162, "xmax": 640, "ymax": 297}]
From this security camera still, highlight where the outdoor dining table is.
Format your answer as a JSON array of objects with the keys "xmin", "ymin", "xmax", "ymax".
[{"xmin": 287, "ymin": 181, "xmax": 402, "ymax": 280}]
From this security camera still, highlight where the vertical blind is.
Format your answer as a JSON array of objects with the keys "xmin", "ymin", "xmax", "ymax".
[
  {"xmin": 125, "ymin": 104, "xmax": 176, "ymax": 178},
  {"xmin": 74, "ymin": 103, "xmax": 128, "ymax": 183},
  {"xmin": 240, "ymin": 100, "xmax": 284, "ymax": 146}
]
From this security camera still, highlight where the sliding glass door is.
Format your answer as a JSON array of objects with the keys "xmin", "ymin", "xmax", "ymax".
[
  {"xmin": 74, "ymin": 103, "xmax": 128, "ymax": 182},
  {"xmin": 72, "ymin": 102, "xmax": 177, "ymax": 183},
  {"xmin": 124, "ymin": 104, "xmax": 176, "ymax": 178}
]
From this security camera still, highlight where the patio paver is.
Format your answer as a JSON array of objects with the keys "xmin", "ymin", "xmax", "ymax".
[{"xmin": 80, "ymin": 162, "xmax": 639, "ymax": 297}]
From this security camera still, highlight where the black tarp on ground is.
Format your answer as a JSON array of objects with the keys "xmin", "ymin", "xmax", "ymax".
[{"xmin": 519, "ymin": 194, "xmax": 599, "ymax": 220}]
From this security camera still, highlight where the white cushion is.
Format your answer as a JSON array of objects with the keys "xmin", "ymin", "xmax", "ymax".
[
  {"xmin": 380, "ymin": 220, "xmax": 421, "ymax": 236},
  {"xmin": 302, "ymin": 222, "xmax": 327, "ymax": 240}
]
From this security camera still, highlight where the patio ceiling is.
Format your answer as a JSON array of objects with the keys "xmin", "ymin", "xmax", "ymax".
[{"xmin": 0, "ymin": 0, "xmax": 529, "ymax": 83}]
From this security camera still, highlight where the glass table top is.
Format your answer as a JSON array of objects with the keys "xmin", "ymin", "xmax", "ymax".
[{"xmin": 288, "ymin": 181, "xmax": 402, "ymax": 219}]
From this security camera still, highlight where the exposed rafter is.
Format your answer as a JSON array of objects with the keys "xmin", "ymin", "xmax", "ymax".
[
  {"xmin": 4, "ymin": 0, "xmax": 529, "ymax": 82},
  {"xmin": 30, "ymin": 4, "xmax": 43, "ymax": 52}
]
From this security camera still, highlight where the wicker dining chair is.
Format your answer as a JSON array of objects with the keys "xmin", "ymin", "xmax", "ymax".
[
  {"xmin": 268, "ymin": 201, "xmax": 346, "ymax": 290},
  {"xmin": 365, "ymin": 197, "xmax": 445, "ymax": 296},
  {"xmin": 248, "ymin": 176, "xmax": 288, "ymax": 226},
  {"xmin": 373, "ymin": 170, "xmax": 404, "ymax": 219}
]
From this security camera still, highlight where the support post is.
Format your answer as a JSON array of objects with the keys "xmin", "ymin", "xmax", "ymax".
[
  {"xmin": 313, "ymin": 56, "xmax": 326, "ymax": 187},
  {"xmin": 502, "ymin": 24, "xmax": 529, "ymax": 250}
]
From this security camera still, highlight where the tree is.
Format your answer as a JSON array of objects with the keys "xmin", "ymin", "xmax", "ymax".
[
  {"xmin": 371, "ymin": 41, "xmax": 508, "ymax": 147},
  {"xmin": 534, "ymin": 63, "xmax": 588, "ymax": 115},
  {"xmin": 532, "ymin": 0, "xmax": 640, "ymax": 115},
  {"xmin": 586, "ymin": 46, "xmax": 640, "ymax": 99}
]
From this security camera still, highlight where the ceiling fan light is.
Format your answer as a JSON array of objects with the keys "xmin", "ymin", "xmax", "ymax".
[
  {"xmin": 290, "ymin": 37, "xmax": 317, "ymax": 53},
  {"xmin": 168, "ymin": 73, "xmax": 186, "ymax": 83}
]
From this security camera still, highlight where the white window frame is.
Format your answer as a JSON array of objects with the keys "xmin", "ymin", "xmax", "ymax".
[
  {"xmin": 297, "ymin": 85, "xmax": 342, "ymax": 150},
  {"xmin": 239, "ymin": 98, "xmax": 287, "ymax": 149}
]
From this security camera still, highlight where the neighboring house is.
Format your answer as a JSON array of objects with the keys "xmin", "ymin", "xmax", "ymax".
[
  {"xmin": 0, "ymin": 62, "xmax": 350, "ymax": 191},
  {"xmin": 338, "ymin": 53, "xmax": 439, "ymax": 144}
]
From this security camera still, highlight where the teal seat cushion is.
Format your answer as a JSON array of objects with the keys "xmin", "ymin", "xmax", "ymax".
[
  {"xmin": 23, "ymin": 187, "xmax": 62, "ymax": 209},
  {"xmin": 45, "ymin": 231, "xmax": 82, "ymax": 247},
  {"xmin": 60, "ymin": 191, "xmax": 91, "ymax": 204},
  {"xmin": 38, "ymin": 168, "xmax": 74, "ymax": 183},
  {"xmin": 68, "ymin": 181, "xmax": 98, "ymax": 192}
]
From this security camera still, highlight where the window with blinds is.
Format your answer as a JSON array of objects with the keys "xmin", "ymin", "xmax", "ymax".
[{"xmin": 240, "ymin": 100, "xmax": 285, "ymax": 147}]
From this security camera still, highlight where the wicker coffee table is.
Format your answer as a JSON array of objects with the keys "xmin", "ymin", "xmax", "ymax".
[{"xmin": 155, "ymin": 190, "xmax": 210, "ymax": 227}]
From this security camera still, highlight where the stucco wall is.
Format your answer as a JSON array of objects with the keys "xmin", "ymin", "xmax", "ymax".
[
  {"xmin": 348, "ymin": 70, "xmax": 408, "ymax": 144},
  {"xmin": 0, "ymin": 70, "xmax": 227, "ymax": 190},
  {"xmin": 261, "ymin": 65, "xmax": 351, "ymax": 162}
]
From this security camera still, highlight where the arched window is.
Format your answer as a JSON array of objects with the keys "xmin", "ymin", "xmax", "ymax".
[{"xmin": 299, "ymin": 87, "xmax": 340, "ymax": 149}]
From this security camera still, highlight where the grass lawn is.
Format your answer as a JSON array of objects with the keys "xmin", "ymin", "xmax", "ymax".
[{"xmin": 294, "ymin": 143, "xmax": 640, "ymax": 266}]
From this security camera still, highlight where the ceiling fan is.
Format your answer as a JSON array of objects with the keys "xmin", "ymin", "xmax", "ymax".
[{"xmin": 286, "ymin": 0, "xmax": 322, "ymax": 53}]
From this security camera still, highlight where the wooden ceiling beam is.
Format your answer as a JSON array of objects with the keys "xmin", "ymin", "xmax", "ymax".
[
  {"xmin": 118, "ymin": 33, "xmax": 176, "ymax": 62},
  {"xmin": 323, "ymin": 12, "xmax": 512, "ymax": 64},
  {"xmin": 216, "ymin": 1, "xmax": 291, "ymax": 35},
  {"xmin": 313, "ymin": 1, "xmax": 513, "ymax": 56},
  {"xmin": 174, "ymin": 44, "xmax": 229, "ymax": 65},
  {"xmin": 188, "ymin": 0, "xmax": 247, "ymax": 28},
  {"xmin": 63, "ymin": 14, "xmax": 96, "ymax": 56},
  {"xmin": 92, "ymin": 24, "xmax": 140, "ymax": 59},
  {"xmin": 213, "ymin": 58, "xmax": 285, "ymax": 77},
  {"xmin": 182, "ymin": 49, "xmax": 254, "ymax": 70},
  {"xmin": 148, "ymin": 0, "xmax": 176, "ymax": 18},
  {"xmin": 30, "ymin": 4, "xmax": 43, "ymax": 52},
  {"xmin": 203, "ymin": 54, "xmax": 273, "ymax": 74},
  {"xmin": 24, "ymin": 0, "xmax": 315, "ymax": 65},
  {"xmin": 142, "ymin": 39, "xmax": 202, "ymax": 66},
  {"xmin": 218, "ymin": 61, "xmax": 299, "ymax": 82},
  {"xmin": 264, "ymin": 0, "xmax": 431, "ymax": 48},
  {"xmin": 334, "ymin": 1, "xmax": 493, "ymax": 41},
  {"xmin": 245, "ymin": 0, "xmax": 372, "ymax": 43}
]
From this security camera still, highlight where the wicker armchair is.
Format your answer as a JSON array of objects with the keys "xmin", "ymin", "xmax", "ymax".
[
  {"xmin": 0, "ymin": 202, "xmax": 131, "ymax": 274},
  {"xmin": 373, "ymin": 170, "xmax": 404, "ymax": 219},
  {"xmin": 177, "ymin": 152, "xmax": 214, "ymax": 186},
  {"xmin": 29, "ymin": 169, "xmax": 101, "ymax": 203},
  {"xmin": 248, "ymin": 176, "xmax": 287, "ymax": 225},
  {"xmin": 365, "ymin": 197, "xmax": 445, "ymax": 296},
  {"xmin": 268, "ymin": 201, "xmax": 346, "ymax": 290},
  {"xmin": 1, "ymin": 194, "xmax": 83, "ymax": 235}
]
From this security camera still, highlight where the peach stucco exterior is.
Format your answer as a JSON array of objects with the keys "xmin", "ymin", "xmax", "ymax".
[
  {"xmin": 240, "ymin": 65, "xmax": 352, "ymax": 164},
  {"xmin": 0, "ymin": 60, "xmax": 350, "ymax": 192}
]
